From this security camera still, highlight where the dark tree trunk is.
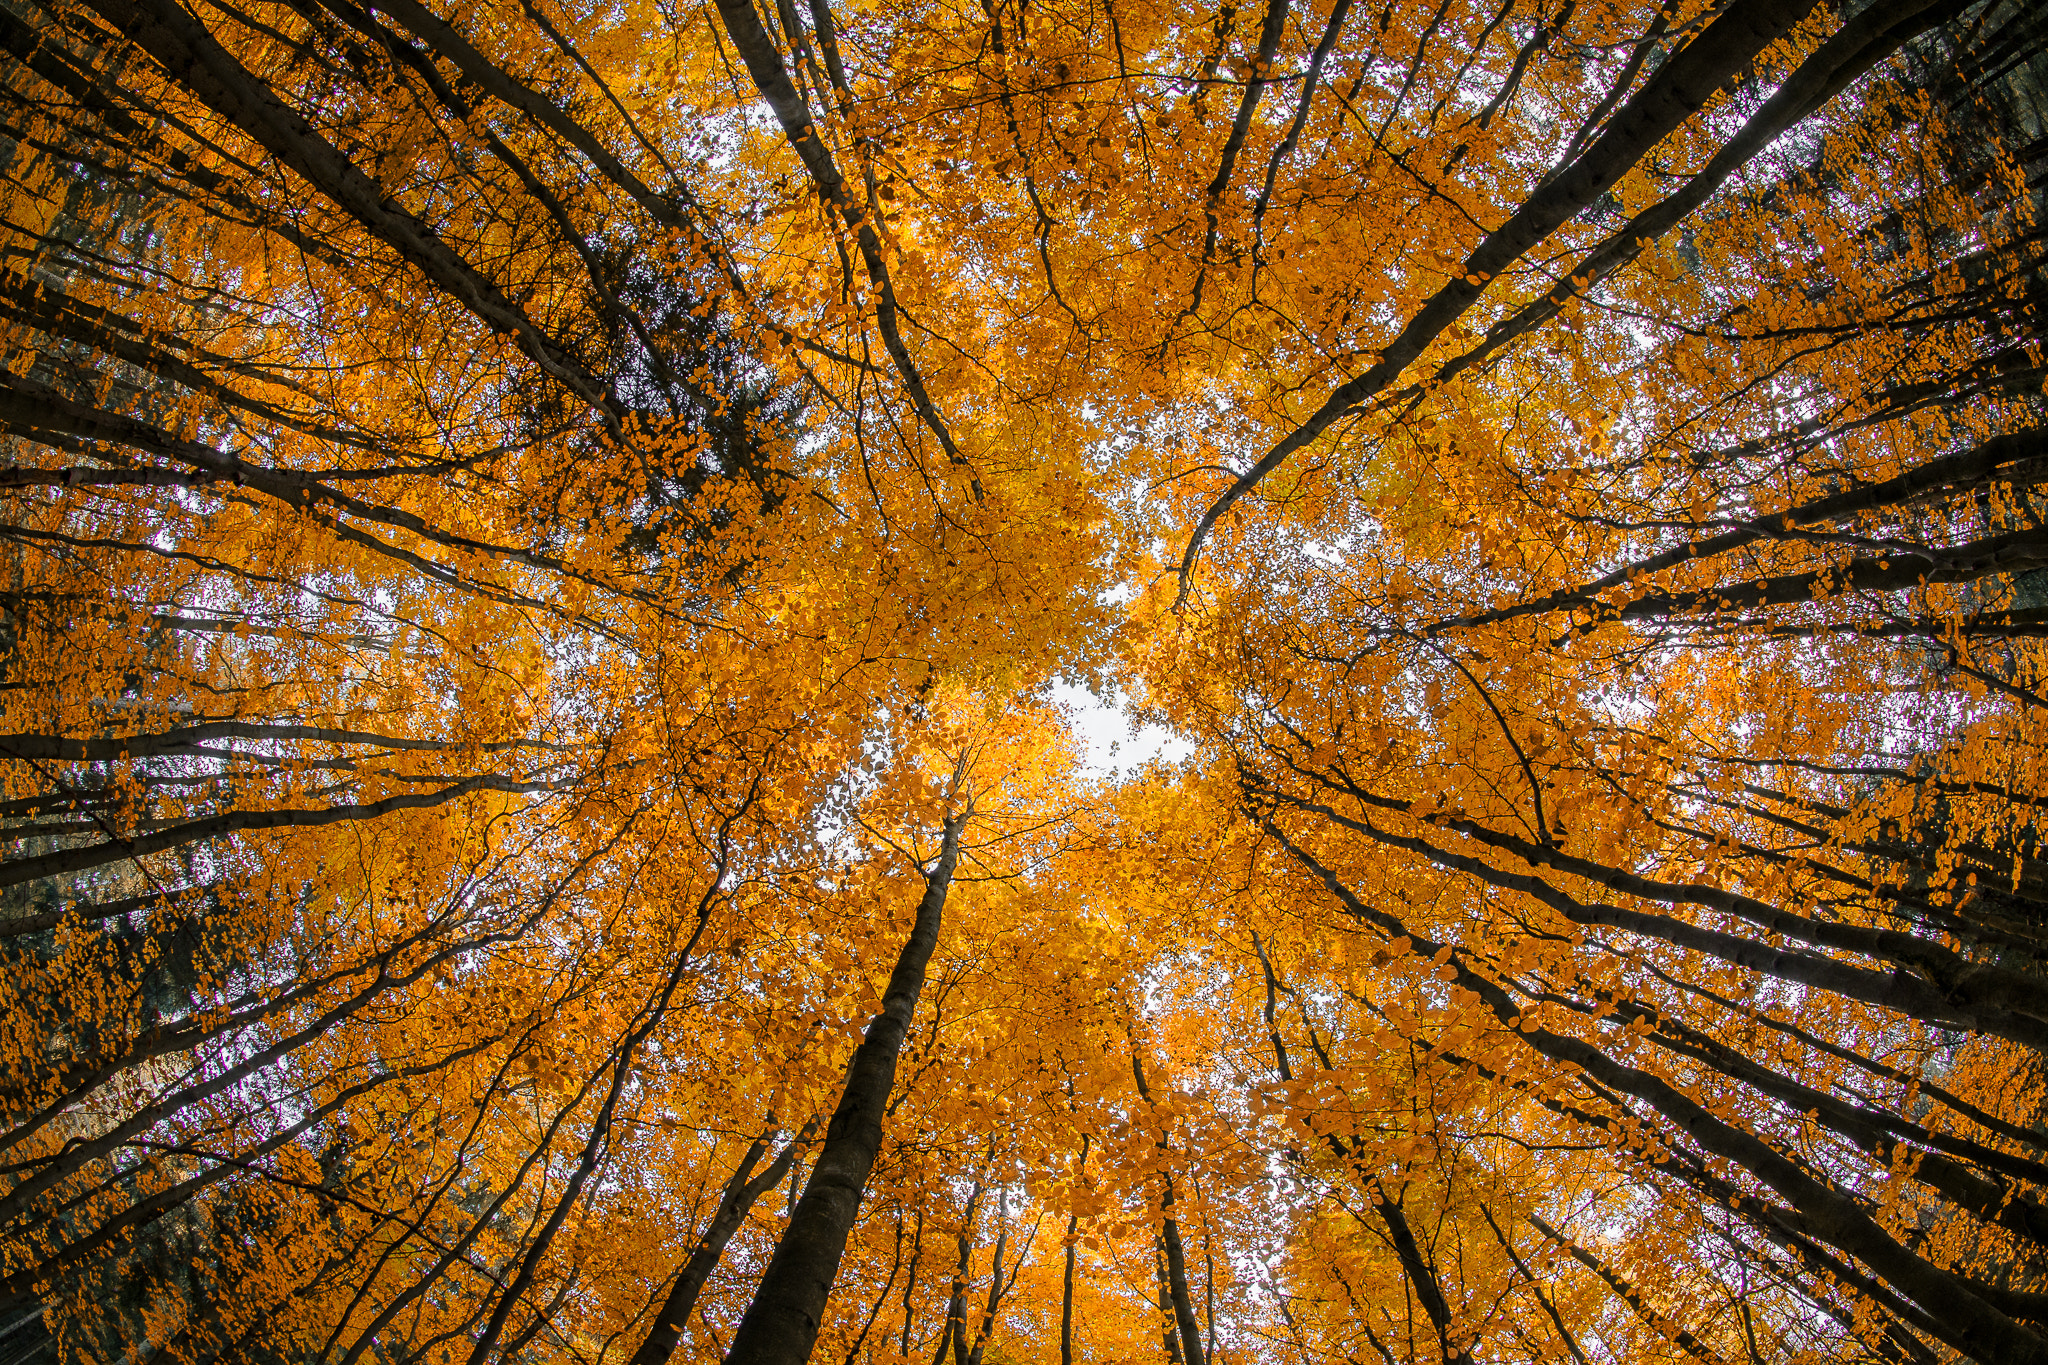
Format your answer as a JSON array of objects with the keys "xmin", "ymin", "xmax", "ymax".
[
  {"xmin": 1130, "ymin": 1049, "xmax": 1206, "ymax": 1365},
  {"xmin": 1059, "ymin": 1221, "xmax": 1078, "ymax": 1365},
  {"xmin": 722, "ymin": 811, "xmax": 965, "ymax": 1365},
  {"xmin": 631, "ymin": 1123, "xmax": 814, "ymax": 1365}
]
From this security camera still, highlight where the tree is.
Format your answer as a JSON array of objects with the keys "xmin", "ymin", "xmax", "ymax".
[{"xmin": 3, "ymin": 0, "xmax": 2047, "ymax": 1361}]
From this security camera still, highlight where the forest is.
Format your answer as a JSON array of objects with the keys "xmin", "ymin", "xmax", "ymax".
[{"xmin": 1, "ymin": 0, "xmax": 2046, "ymax": 1360}]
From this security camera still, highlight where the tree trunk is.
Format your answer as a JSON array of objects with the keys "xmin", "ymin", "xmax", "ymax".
[
  {"xmin": 1131, "ymin": 1048, "xmax": 1206, "ymax": 1365},
  {"xmin": 1059, "ymin": 1220, "xmax": 1078, "ymax": 1365},
  {"xmin": 631, "ymin": 1122, "xmax": 815, "ymax": 1365},
  {"xmin": 722, "ymin": 811, "xmax": 965, "ymax": 1365}
]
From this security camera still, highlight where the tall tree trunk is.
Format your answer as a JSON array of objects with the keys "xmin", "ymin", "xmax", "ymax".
[
  {"xmin": 1154, "ymin": 1244, "xmax": 1185, "ymax": 1365},
  {"xmin": 630, "ymin": 1121, "xmax": 815, "ymax": 1365},
  {"xmin": 1157, "ymin": 1200, "xmax": 1206, "ymax": 1365},
  {"xmin": 899, "ymin": 1208, "xmax": 924, "ymax": 1360},
  {"xmin": 1059, "ymin": 1220, "xmax": 1078, "ymax": 1365},
  {"xmin": 1131, "ymin": 1048, "xmax": 1206, "ymax": 1365},
  {"xmin": 1528, "ymin": 1213, "xmax": 1726, "ymax": 1365},
  {"xmin": 1274, "ymin": 826, "xmax": 2048, "ymax": 1365},
  {"xmin": 1372, "ymin": 1188, "xmax": 1469, "ymax": 1365},
  {"xmin": 1255, "ymin": 931, "xmax": 1471, "ymax": 1365},
  {"xmin": 963, "ymin": 1189, "xmax": 1008, "ymax": 1365},
  {"xmin": 1060, "ymin": 1132, "xmax": 1089, "ymax": 1365},
  {"xmin": 935, "ymin": 1173, "xmax": 985, "ymax": 1365},
  {"xmin": 722, "ymin": 811, "xmax": 966, "ymax": 1365}
]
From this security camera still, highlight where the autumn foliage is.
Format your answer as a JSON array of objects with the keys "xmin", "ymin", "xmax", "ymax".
[{"xmin": 2, "ymin": 0, "xmax": 2047, "ymax": 1360}]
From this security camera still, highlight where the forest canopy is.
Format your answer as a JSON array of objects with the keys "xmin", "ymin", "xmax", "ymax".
[{"xmin": 2, "ymin": 0, "xmax": 2047, "ymax": 1361}]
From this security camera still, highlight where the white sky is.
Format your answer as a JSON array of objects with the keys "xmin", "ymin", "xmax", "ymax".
[{"xmin": 1049, "ymin": 680, "xmax": 1196, "ymax": 780}]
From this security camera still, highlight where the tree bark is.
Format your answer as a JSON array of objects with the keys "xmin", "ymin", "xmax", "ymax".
[
  {"xmin": 1372, "ymin": 1190, "xmax": 1470, "ymax": 1365},
  {"xmin": 0, "ymin": 770, "xmax": 555, "ymax": 890},
  {"xmin": 78, "ymin": 0, "xmax": 618, "ymax": 417},
  {"xmin": 931, "ymin": 1173, "xmax": 985, "ymax": 1365},
  {"xmin": 1154, "ymin": 1244, "xmax": 1184, "ymax": 1365},
  {"xmin": 1178, "ymin": 0, "xmax": 1827, "ymax": 583},
  {"xmin": 963, "ymin": 1189, "xmax": 1012, "ymax": 1365},
  {"xmin": 1272, "ymin": 825, "xmax": 2048, "ymax": 1365},
  {"xmin": 1059, "ymin": 1132, "xmax": 1089, "ymax": 1365},
  {"xmin": 1527, "ymin": 1213, "xmax": 1726, "ymax": 1365},
  {"xmin": 1059, "ymin": 1219, "xmax": 1078, "ymax": 1365},
  {"xmin": 1130, "ymin": 1049, "xmax": 1206, "ymax": 1365},
  {"xmin": 722, "ymin": 811, "xmax": 965, "ymax": 1365},
  {"xmin": 631, "ymin": 1123, "xmax": 816, "ymax": 1365},
  {"xmin": 1265, "ymin": 785, "xmax": 2048, "ymax": 1053},
  {"xmin": 1255, "ymin": 934, "xmax": 1468, "ymax": 1365},
  {"xmin": 706, "ymin": 0, "xmax": 969, "ymax": 479}
]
